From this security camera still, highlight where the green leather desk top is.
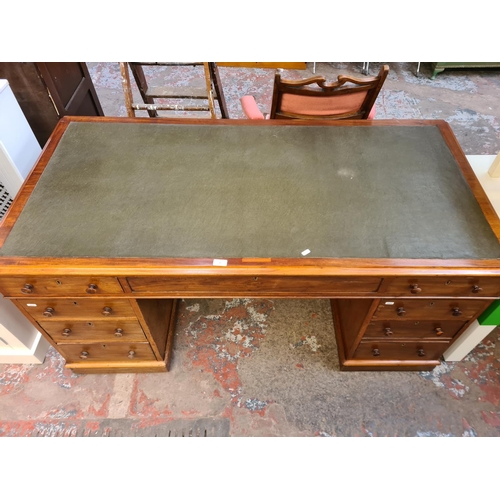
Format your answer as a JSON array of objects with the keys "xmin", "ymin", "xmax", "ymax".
[{"xmin": 1, "ymin": 121, "xmax": 499, "ymax": 260}]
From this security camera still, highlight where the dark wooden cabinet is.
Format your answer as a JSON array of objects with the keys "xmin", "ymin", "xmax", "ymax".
[{"xmin": 0, "ymin": 62, "xmax": 103, "ymax": 147}]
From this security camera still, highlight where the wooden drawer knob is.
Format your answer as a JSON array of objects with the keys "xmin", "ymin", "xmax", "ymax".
[
  {"xmin": 372, "ymin": 348, "xmax": 381, "ymax": 357},
  {"xmin": 451, "ymin": 307, "xmax": 462, "ymax": 317},
  {"xmin": 86, "ymin": 284, "xmax": 98, "ymax": 294},
  {"xmin": 102, "ymin": 307, "xmax": 113, "ymax": 316},
  {"xmin": 396, "ymin": 307, "xmax": 406, "ymax": 317},
  {"xmin": 384, "ymin": 328, "xmax": 393, "ymax": 336},
  {"xmin": 435, "ymin": 327, "xmax": 444, "ymax": 336},
  {"xmin": 410, "ymin": 284, "xmax": 422, "ymax": 294},
  {"xmin": 80, "ymin": 351, "xmax": 89, "ymax": 360},
  {"xmin": 417, "ymin": 348, "xmax": 425, "ymax": 357},
  {"xmin": 128, "ymin": 350, "xmax": 136, "ymax": 359},
  {"xmin": 62, "ymin": 328, "xmax": 72, "ymax": 337},
  {"xmin": 114, "ymin": 328, "xmax": 124, "ymax": 337},
  {"xmin": 21, "ymin": 284, "xmax": 34, "ymax": 294},
  {"xmin": 471, "ymin": 285, "xmax": 482, "ymax": 294},
  {"xmin": 42, "ymin": 307, "xmax": 55, "ymax": 317}
]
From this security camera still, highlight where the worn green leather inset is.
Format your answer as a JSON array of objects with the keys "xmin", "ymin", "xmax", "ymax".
[{"xmin": 1, "ymin": 121, "xmax": 499, "ymax": 259}]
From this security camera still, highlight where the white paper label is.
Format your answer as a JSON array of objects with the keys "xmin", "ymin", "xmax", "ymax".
[
  {"xmin": 26, "ymin": 304, "xmax": 37, "ymax": 307},
  {"xmin": 385, "ymin": 301, "xmax": 395, "ymax": 305},
  {"xmin": 213, "ymin": 259, "xmax": 228, "ymax": 266}
]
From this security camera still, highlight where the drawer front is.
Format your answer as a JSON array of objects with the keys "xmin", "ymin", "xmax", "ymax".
[
  {"xmin": 57, "ymin": 342, "xmax": 156, "ymax": 363},
  {"xmin": 127, "ymin": 276, "xmax": 382, "ymax": 296},
  {"xmin": 40, "ymin": 320, "xmax": 147, "ymax": 343},
  {"xmin": 0, "ymin": 276, "xmax": 123, "ymax": 297},
  {"xmin": 383, "ymin": 277, "xmax": 500, "ymax": 297},
  {"xmin": 364, "ymin": 320, "xmax": 466, "ymax": 340},
  {"xmin": 373, "ymin": 299, "xmax": 490, "ymax": 321},
  {"xmin": 16, "ymin": 299, "xmax": 136, "ymax": 321},
  {"xmin": 354, "ymin": 341, "xmax": 450, "ymax": 361}
]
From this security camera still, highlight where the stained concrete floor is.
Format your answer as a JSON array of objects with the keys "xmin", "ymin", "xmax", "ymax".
[{"xmin": 1, "ymin": 62, "xmax": 500, "ymax": 437}]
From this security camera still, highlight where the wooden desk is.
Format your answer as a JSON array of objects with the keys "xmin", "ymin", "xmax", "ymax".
[{"xmin": 1, "ymin": 117, "xmax": 500, "ymax": 373}]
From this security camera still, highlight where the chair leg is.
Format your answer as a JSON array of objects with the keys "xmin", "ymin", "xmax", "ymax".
[
  {"xmin": 119, "ymin": 62, "xmax": 136, "ymax": 118},
  {"xmin": 208, "ymin": 62, "xmax": 229, "ymax": 119},
  {"xmin": 203, "ymin": 62, "xmax": 216, "ymax": 119}
]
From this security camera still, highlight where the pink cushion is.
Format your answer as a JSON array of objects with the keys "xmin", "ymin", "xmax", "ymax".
[
  {"xmin": 240, "ymin": 95, "xmax": 265, "ymax": 120},
  {"xmin": 368, "ymin": 103, "xmax": 376, "ymax": 119}
]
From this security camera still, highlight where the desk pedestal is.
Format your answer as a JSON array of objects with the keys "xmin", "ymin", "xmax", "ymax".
[
  {"xmin": 332, "ymin": 296, "xmax": 490, "ymax": 371},
  {"xmin": 8, "ymin": 292, "xmax": 179, "ymax": 373}
]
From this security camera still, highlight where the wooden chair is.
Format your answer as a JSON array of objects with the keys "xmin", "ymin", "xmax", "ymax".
[{"xmin": 240, "ymin": 64, "xmax": 389, "ymax": 120}]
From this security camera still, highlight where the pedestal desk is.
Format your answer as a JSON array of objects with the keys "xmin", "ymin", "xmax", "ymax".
[{"xmin": 1, "ymin": 117, "xmax": 500, "ymax": 373}]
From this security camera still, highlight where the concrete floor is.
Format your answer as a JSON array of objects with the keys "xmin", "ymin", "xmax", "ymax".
[{"xmin": 1, "ymin": 62, "xmax": 500, "ymax": 437}]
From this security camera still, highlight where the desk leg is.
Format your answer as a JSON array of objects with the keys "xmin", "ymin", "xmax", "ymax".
[
  {"xmin": 331, "ymin": 299, "xmax": 377, "ymax": 369},
  {"xmin": 134, "ymin": 298, "xmax": 179, "ymax": 371}
]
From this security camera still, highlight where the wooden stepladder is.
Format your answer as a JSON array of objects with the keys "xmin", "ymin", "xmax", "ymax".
[{"xmin": 119, "ymin": 62, "xmax": 229, "ymax": 119}]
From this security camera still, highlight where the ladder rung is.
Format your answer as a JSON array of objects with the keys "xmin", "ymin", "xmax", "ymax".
[
  {"xmin": 132, "ymin": 103, "xmax": 210, "ymax": 111},
  {"xmin": 146, "ymin": 87, "xmax": 209, "ymax": 99}
]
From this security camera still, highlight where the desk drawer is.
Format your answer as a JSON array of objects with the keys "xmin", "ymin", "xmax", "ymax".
[
  {"xmin": 364, "ymin": 320, "xmax": 466, "ymax": 340},
  {"xmin": 57, "ymin": 342, "xmax": 156, "ymax": 363},
  {"xmin": 0, "ymin": 276, "xmax": 123, "ymax": 297},
  {"xmin": 127, "ymin": 276, "xmax": 382, "ymax": 296},
  {"xmin": 16, "ymin": 299, "xmax": 136, "ymax": 321},
  {"xmin": 373, "ymin": 299, "xmax": 490, "ymax": 321},
  {"xmin": 40, "ymin": 320, "xmax": 147, "ymax": 343},
  {"xmin": 383, "ymin": 277, "xmax": 500, "ymax": 297},
  {"xmin": 354, "ymin": 341, "xmax": 450, "ymax": 361}
]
